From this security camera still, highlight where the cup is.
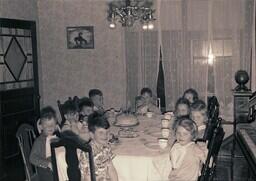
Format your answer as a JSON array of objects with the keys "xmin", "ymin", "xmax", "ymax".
[
  {"xmin": 161, "ymin": 119, "xmax": 170, "ymax": 128},
  {"xmin": 158, "ymin": 138, "xmax": 168, "ymax": 149},
  {"xmin": 146, "ymin": 111, "xmax": 153, "ymax": 118},
  {"xmin": 164, "ymin": 111, "xmax": 174, "ymax": 120},
  {"xmin": 161, "ymin": 128, "xmax": 170, "ymax": 138}
]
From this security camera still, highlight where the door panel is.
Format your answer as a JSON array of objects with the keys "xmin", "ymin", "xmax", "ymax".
[{"xmin": 0, "ymin": 18, "xmax": 40, "ymax": 181}]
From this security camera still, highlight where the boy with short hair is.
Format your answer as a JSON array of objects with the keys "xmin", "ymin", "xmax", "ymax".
[
  {"xmin": 79, "ymin": 97, "xmax": 94, "ymax": 120},
  {"xmin": 29, "ymin": 106, "xmax": 58, "ymax": 181},
  {"xmin": 79, "ymin": 113, "xmax": 118, "ymax": 181},
  {"xmin": 140, "ymin": 87, "xmax": 161, "ymax": 114},
  {"xmin": 88, "ymin": 89, "xmax": 104, "ymax": 114}
]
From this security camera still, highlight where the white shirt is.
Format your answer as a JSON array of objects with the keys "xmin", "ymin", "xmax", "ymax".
[{"xmin": 170, "ymin": 142, "xmax": 194, "ymax": 169}]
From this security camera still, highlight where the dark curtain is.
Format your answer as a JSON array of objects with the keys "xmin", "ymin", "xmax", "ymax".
[{"xmin": 157, "ymin": 47, "xmax": 166, "ymax": 112}]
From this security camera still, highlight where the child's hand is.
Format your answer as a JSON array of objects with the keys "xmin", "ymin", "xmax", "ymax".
[
  {"xmin": 194, "ymin": 145, "xmax": 206, "ymax": 162},
  {"xmin": 48, "ymin": 162, "xmax": 53, "ymax": 171}
]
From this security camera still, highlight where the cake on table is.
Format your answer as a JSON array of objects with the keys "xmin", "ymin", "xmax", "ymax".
[{"xmin": 114, "ymin": 114, "xmax": 139, "ymax": 127}]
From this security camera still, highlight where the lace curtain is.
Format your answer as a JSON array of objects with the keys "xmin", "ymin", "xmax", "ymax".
[{"xmin": 125, "ymin": 0, "xmax": 254, "ymax": 121}]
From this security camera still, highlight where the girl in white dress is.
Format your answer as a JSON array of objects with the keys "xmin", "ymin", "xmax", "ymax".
[{"xmin": 169, "ymin": 118, "xmax": 206, "ymax": 181}]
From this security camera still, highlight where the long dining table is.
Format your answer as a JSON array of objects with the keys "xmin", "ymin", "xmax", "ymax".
[
  {"xmin": 110, "ymin": 114, "xmax": 174, "ymax": 181},
  {"xmin": 56, "ymin": 114, "xmax": 174, "ymax": 181}
]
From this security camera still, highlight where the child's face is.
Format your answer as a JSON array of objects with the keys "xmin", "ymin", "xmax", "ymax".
[
  {"xmin": 136, "ymin": 99, "xmax": 145, "ymax": 108},
  {"xmin": 91, "ymin": 95, "xmax": 103, "ymax": 108},
  {"xmin": 191, "ymin": 111, "xmax": 206, "ymax": 127},
  {"xmin": 176, "ymin": 104, "xmax": 189, "ymax": 117},
  {"xmin": 41, "ymin": 118, "xmax": 57, "ymax": 136},
  {"xmin": 77, "ymin": 120, "xmax": 88, "ymax": 133},
  {"xmin": 64, "ymin": 112, "xmax": 79, "ymax": 123},
  {"xmin": 81, "ymin": 106, "xmax": 93, "ymax": 116},
  {"xmin": 91, "ymin": 127, "xmax": 109, "ymax": 145},
  {"xmin": 176, "ymin": 126, "xmax": 193, "ymax": 145},
  {"xmin": 142, "ymin": 92, "xmax": 152, "ymax": 104},
  {"xmin": 184, "ymin": 93, "xmax": 194, "ymax": 104}
]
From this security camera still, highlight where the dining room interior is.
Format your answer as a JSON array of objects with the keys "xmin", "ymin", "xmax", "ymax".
[{"xmin": 0, "ymin": 0, "xmax": 256, "ymax": 181}]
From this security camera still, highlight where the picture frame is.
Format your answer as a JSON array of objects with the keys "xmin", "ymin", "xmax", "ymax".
[{"xmin": 66, "ymin": 26, "xmax": 94, "ymax": 49}]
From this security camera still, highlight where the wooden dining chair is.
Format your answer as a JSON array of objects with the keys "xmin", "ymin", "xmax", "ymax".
[
  {"xmin": 198, "ymin": 120, "xmax": 225, "ymax": 181},
  {"xmin": 50, "ymin": 132, "xmax": 96, "ymax": 181},
  {"xmin": 202, "ymin": 96, "xmax": 220, "ymax": 142},
  {"xmin": 73, "ymin": 96, "xmax": 81, "ymax": 110},
  {"xmin": 16, "ymin": 124, "xmax": 39, "ymax": 181},
  {"xmin": 207, "ymin": 96, "xmax": 219, "ymax": 120}
]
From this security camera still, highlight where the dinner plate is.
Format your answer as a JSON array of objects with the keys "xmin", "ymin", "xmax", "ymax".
[
  {"xmin": 144, "ymin": 141, "xmax": 161, "ymax": 150},
  {"xmin": 118, "ymin": 131, "xmax": 139, "ymax": 138},
  {"xmin": 147, "ymin": 130, "xmax": 162, "ymax": 138}
]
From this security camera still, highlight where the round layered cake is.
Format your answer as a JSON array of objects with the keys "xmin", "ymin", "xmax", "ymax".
[{"xmin": 114, "ymin": 114, "xmax": 139, "ymax": 127}]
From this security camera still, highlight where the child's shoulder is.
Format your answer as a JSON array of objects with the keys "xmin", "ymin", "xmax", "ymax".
[{"xmin": 32, "ymin": 134, "xmax": 47, "ymax": 147}]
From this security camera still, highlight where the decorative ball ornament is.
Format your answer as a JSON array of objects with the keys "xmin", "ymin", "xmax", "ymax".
[{"xmin": 234, "ymin": 70, "xmax": 250, "ymax": 91}]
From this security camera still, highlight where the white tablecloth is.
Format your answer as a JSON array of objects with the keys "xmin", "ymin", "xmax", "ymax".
[
  {"xmin": 111, "ymin": 115, "xmax": 174, "ymax": 181},
  {"xmin": 56, "ymin": 115, "xmax": 174, "ymax": 181}
]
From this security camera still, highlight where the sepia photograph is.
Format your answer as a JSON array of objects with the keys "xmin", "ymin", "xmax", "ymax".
[
  {"xmin": 66, "ymin": 26, "xmax": 94, "ymax": 49},
  {"xmin": 0, "ymin": 0, "xmax": 256, "ymax": 181}
]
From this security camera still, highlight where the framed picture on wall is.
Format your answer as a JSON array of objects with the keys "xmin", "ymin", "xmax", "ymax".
[{"xmin": 66, "ymin": 26, "xmax": 94, "ymax": 49}]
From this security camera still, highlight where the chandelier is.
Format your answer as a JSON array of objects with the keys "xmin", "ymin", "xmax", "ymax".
[{"xmin": 108, "ymin": 0, "xmax": 156, "ymax": 30}]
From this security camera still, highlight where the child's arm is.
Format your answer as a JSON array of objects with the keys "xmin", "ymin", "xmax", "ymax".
[
  {"xmin": 29, "ymin": 138, "xmax": 51, "ymax": 169},
  {"xmin": 194, "ymin": 144, "xmax": 207, "ymax": 162},
  {"xmin": 108, "ymin": 161, "xmax": 118, "ymax": 181}
]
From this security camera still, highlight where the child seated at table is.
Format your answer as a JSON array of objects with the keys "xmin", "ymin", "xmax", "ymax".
[
  {"xmin": 89, "ymin": 89, "xmax": 104, "ymax": 114},
  {"xmin": 135, "ymin": 96, "xmax": 147, "ymax": 115},
  {"xmin": 29, "ymin": 106, "xmax": 58, "ymax": 181},
  {"xmin": 169, "ymin": 118, "xmax": 206, "ymax": 181},
  {"xmin": 62, "ymin": 102, "xmax": 89, "ymax": 141},
  {"xmin": 79, "ymin": 97, "xmax": 94, "ymax": 141},
  {"xmin": 140, "ymin": 87, "xmax": 161, "ymax": 114},
  {"xmin": 79, "ymin": 113, "xmax": 118, "ymax": 181},
  {"xmin": 174, "ymin": 97, "xmax": 191, "ymax": 118},
  {"xmin": 183, "ymin": 88, "xmax": 199, "ymax": 105},
  {"xmin": 79, "ymin": 97, "xmax": 94, "ymax": 121},
  {"xmin": 172, "ymin": 97, "xmax": 191, "ymax": 129},
  {"xmin": 191, "ymin": 99, "xmax": 208, "ymax": 139}
]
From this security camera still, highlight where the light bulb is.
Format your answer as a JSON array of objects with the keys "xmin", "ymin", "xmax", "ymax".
[
  {"xmin": 109, "ymin": 22, "xmax": 116, "ymax": 29},
  {"xmin": 142, "ymin": 24, "xmax": 148, "ymax": 30},
  {"xmin": 148, "ymin": 22, "xmax": 154, "ymax": 30}
]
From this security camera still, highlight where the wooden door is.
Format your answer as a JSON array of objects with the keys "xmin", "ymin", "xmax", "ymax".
[{"xmin": 0, "ymin": 18, "xmax": 40, "ymax": 181}]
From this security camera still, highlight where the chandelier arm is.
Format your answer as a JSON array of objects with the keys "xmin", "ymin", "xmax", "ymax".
[{"xmin": 108, "ymin": 0, "xmax": 156, "ymax": 28}]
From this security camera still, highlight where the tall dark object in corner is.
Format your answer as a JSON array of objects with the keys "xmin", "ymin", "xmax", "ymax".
[
  {"xmin": 232, "ymin": 70, "xmax": 252, "ymax": 181},
  {"xmin": 157, "ymin": 47, "xmax": 166, "ymax": 112},
  {"xmin": 0, "ymin": 18, "xmax": 40, "ymax": 181}
]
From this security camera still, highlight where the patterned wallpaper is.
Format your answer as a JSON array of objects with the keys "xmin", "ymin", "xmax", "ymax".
[
  {"xmin": 37, "ymin": 0, "xmax": 126, "ymax": 110},
  {"xmin": 1, "ymin": 0, "xmax": 127, "ymax": 112}
]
